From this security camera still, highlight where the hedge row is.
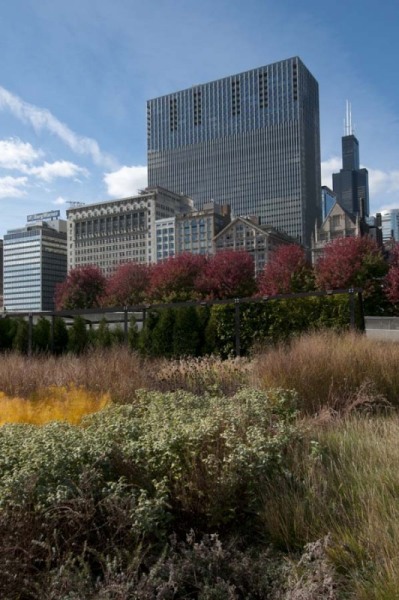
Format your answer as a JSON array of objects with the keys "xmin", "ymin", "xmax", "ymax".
[
  {"xmin": 136, "ymin": 294, "xmax": 362, "ymax": 358},
  {"xmin": 0, "ymin": 294, "xmax": 362, "ymax": 357}
]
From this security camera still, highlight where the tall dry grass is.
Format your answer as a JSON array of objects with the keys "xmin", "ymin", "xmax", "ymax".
[
  {"xmin": 252, "ymin": 330, "xmax": 399, "ymax": 413},
  {"xmin": 260, "ymin": 415, "xmax": 399, "ymax": 599},
  {"xmin": 153, "ymin": 355, "xmax": 250, "ymax": 396},
  {"xmin": 0, "ymin": 348, "xmax": 150, "ymax": 403},
  {"xmin": 0, "ymin": 348, "xmax": 250, "ymax": 403}
]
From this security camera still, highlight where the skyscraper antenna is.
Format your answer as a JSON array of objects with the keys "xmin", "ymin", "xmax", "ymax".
[{"xmin": 345, "ymin": 100, "xmax": 353, "ymax": 135}]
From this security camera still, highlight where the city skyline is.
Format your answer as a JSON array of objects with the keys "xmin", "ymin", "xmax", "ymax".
[{"xmin": 0, "ymin": 0, "xmax": 398, "ymax": 237}]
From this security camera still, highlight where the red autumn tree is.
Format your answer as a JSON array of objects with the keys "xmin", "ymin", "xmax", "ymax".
[
  {"xmin": 105, "ymin": 262, "xmax": 152, "ymax": 306},
  {"xmin": 195, "ymin": 250, "xmax": 256, "ymax": 299},
  {"xmin": 55, "ymin": 265, "xmax": 107, "ymax": 310},
  {"xmin": 384, "ymin": 243, "xmax": 399, "ymax": 305},
  {"xmin": 315, "ymin": 236, "xmax": 387, "ymax": 295},
  {"xmin": 258, "ymin": 244, "xmax": 314, "ymax": 296},
  {"xmin": 147, "ymin": 253, "xmax": 207, "ymax": 303}
]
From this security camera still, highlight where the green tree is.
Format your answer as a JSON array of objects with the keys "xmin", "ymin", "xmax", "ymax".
[
  {"xmin": 0, "ymin": 317, "xmax": 17, "ymax": 351},
  {"xmin": 68, "ymin": 316, "xmax": 89, "ymax": 355},
  {"xmin": 32, "ymin": 317, "xmax": 51, "ymax": 354},
  {"xmin": 173, "ymin": 306, "xmax": 200, "ymax": 357},
  {"xmin": 12, "ymin": 318, "xmax": 29, "ymax": 354},
  {"xmin": 111, "ymin": 325, "xmax": 125, "ymax": 346},
  {"xmin": 138, "ymin": 310, "xmax": 159, "ymax": 356},
  {"xmin": 95, "ymin": 318, "xmax": 112, "ymax": 349},
  {"xmin": 53, "ymin": 317, "xmax": 69, "ymax": 355},
  {"xmin": 151, "ymin": 308, "xmax": 176, "ymax": 357}
]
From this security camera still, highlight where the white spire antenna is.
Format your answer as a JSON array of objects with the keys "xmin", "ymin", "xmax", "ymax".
[
  {"xmin": 344, "ymin": 100, "xmax": 354, "ymax": 136},
  {"xmin": 349, "ymin": 101, "xmax": 352, "ymax": 135}
]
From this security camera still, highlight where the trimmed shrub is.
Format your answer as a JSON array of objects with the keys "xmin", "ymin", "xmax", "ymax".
[
  {"xmin": 68, "ymin": 316, "xmax": 89, "ymax": 355},
  {"xmin": 128, "ymin": 316, "xmax": 140, "ymax": 350},
  {"xmin": 32, "ymin": 317, "xmax": 51, "ymax": 353},
  {"xmin": 94, "ymin": 317, "xmax": 112, "ymax": 349},
  {"xmin": 12, "ymin": 318, "xmax": 29, "ymax": 354},
  {"xmin": 172, "ymin": 306, "xmax": 200, "ymax": 357},
  {"xmin": 151, "ymin": 307, "xmax": 176, "ymax": 357},
  {"xmin": 138, "ymin": 310, "xmax": 159, "ymax": 356},
  {"xmin": 0, "ymin": 317, "xmax": 17, "ymax": 351},
  {"xmin": 53, "ymin": 317, "xmax": 69, "ymax": 355}
]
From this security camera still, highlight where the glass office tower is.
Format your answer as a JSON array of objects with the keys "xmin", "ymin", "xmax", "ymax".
[
  {"xmin": 147, "ymin": 57, "xmax": 321, "ymax": 248},
  {"xmin": 381, "ymin": 209, "xmax": 399, "ymax": 243},
  {"xmin": 3, "ymin": 217, "xmax": 67, "ymax": 312}
]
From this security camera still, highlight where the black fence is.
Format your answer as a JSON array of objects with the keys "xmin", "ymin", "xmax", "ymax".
[{"xmin": 0, "ymin": 288, "xmax": 364, "ymax": 357}]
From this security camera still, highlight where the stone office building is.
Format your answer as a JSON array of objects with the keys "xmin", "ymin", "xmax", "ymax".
[{"xmin": 67, "ymin": 186, "xmax": 193, "ymax": 273}]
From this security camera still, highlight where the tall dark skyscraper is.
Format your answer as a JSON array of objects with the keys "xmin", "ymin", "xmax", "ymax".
[
  {"xmin": 332, "ymin": 104, "xmax": 369, "ymax": 217},
  {"xmin": 147, "ymin": 57, "xmax": 321, "ymax": 248}
]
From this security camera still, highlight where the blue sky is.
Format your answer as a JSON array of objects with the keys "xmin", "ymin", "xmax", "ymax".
[{"xmin": 1, "ymin": 0, "xmax": 398, "ymax": 237}]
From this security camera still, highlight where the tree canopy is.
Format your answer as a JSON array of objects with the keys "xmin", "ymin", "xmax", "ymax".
[
  {"xmin": 106, "ymin": 262, "xmax": 152, "ymax": 306},
  {"xmin": 54, "ymin": 265, "xmax": 107, "ymax": 310},
  {"xmin": 258, "ymin": 245, "xmax": 314, "ymax": 296},
  {"xmin": 196, "ymin": 250, "xmax": 256, "ymax": 299}
]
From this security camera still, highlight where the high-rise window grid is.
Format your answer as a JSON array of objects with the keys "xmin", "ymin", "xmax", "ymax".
[{"xmin": 147, "ymin": 57, "xmax": 321, "ymax": 248}]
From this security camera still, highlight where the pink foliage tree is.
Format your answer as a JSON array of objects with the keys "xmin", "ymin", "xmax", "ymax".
[
  {"xmin": 147, "ymin": 253, "xmax": 207, "ymax": 303},
  {"xmin": 105, "ymin": 262, "xmax": 152, "ymax": 306},
  {"xmin": 384, "ymin": 243, "xmax": 399, "ymax": 304},
  {"xmin": 55, "ymin": 265, "xmax": 107, "ymax": 310},
  {"xmin": 315, "ymin": 236, "xmax": 387, "ymax": 295},
  {"xmin": 258, "ymin": 245, "xmax": 314, "ymax": 296},
  {"xmin": 196, "ymin": 250, "xmax": 256, "ymax": 299}
]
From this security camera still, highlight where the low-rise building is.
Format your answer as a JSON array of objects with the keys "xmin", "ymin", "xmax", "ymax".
[
  {"xmin": 321, "ymin": 186, "xmax": 337, "ymax": 221},
  {"xmin": 312, "ymin": 201, "xmax": 360, "ymax": 263},
  {"xmin": 214, "ymin": 216, "xmax": 296, "ymax": 275},
  {"xmin": 175, "ymin": 201, "xmax": 231, "ymax": 257}
]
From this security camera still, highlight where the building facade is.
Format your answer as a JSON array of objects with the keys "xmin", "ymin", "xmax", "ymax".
[
  {"xmin": 3, "ymin": 214, "xmax": 67, "ymax": 312},
  {"xmin": 214, "ymin": 216, "xmax": 295, "ymax": 275},
  {"xmin": 321, "ymin": 186, "xmax": 337, "ymax": 221},
  {"xmin": 381, "ymin": 209, "xmax": 399, "ymax": 243},
  {"xmin": 175, "ymin": 202, "xmax": 230, "ymax": 257},
  {"xmin": 155, "ymin": 217, "xmax": 176, "ymax": 262},
  {"xmin": 67, "ymin": 187, "xmax": 193, "ymax": 273},
  {"xmin": 147, "ymin": 57, "xmax": 321, "ymax": 248},
  {"xmin": 312, "ymin": 201, "xmax": 360, "ymax": 263}
]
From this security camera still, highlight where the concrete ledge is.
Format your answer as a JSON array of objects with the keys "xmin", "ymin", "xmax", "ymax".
[{"xmin": 365, "ymin": 317, "xmax": 399, "ymax": 341}]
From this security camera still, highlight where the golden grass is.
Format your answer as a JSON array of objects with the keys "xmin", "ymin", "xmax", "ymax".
[
  {"xmin": 0, "ymin": 385, "xmax": 110, "ymax": 426},
  {"xmin": 251, "ymin": 330, "xmax": 399, "ymax": 413}
]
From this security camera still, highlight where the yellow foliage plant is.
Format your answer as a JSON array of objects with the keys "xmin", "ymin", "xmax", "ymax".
[{"xmin": 0, "ymin": 385, "xmax": 110, "ymax": 426}]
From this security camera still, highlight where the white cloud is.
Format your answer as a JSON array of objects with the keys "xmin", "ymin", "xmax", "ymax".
[
  {"xmin": 368, "ymin": 168, "xmax": 399, "ymax": 197},
  {"xmin": 321, "ymin": 156, "xmax": 341, "ymax": 188},
  {"xmin": 0, "ymin": 138, "xmax": 43, "ymax": 170},
  {"xmin": 104, "ymin": 165, "xmax": 148, "ymax": 197},
  {"xmin": 53, "ymin": 196, "xmax": 67, "ymax": 205},
  {"xmin": 0, "ymin": 176, "xmax": 28, "ymax": 198},
  {"xmin": 0, "ymin": 86, "xmax": 117, "ymax": 169},
  {"xmin": 28, "ymin": 160, "xmax": 89, "ymax": 182}
]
